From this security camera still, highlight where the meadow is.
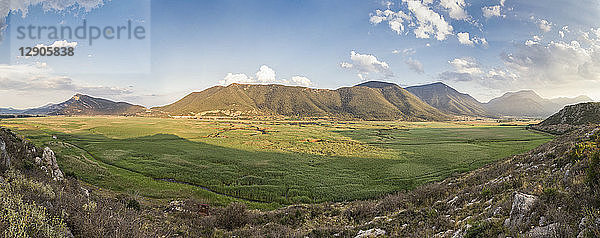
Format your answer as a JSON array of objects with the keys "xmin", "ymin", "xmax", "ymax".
[{"xmin": 0, "ymin": 117, "xmax": 552, "ymax": 209}]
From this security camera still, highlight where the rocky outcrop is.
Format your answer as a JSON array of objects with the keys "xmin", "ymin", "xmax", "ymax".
[
  {"xmin": 35, "ymin": 147, "xmax": 64, "ymax": 181},
  {"xmin": 527, "ymin": 223, "xmax": 559, "ymax": 238},
  {"xmin": 506, "ymin": 193, "xmax": 538, "ymax": 230},
  {"xmin": 0, "ymin": 138, "xmax": 8, "ymax": 167},
  {"xmin": 355, "ymin": 228, "xmax": 386, "ymax": 238},
  {"xmin": 0, "ymin": 127, "xmax": 63, "ymax": 181}
]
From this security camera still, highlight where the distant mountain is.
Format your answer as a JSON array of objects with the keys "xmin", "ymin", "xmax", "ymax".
[
  {"xmin": 20, "ymin": 94, "xmax": 146, "ymax": 116},
  {"xmin": 404, "ymin": 82, "xmax": 488, "ymax": 116},
  {"xmin": 0, "ymin": 108, "xmax": 27, "ymax": 115},
  {"xmin": 153, "ymin": 82, "xmax": 449, "ymax": 121},
  {"xmin": 484, "ymin": 90, "xmax": 592, "ymax": 118}
]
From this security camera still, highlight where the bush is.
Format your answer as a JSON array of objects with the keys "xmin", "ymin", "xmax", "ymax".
[
  {"xmin": 216, "ymin": 202, "xmax": 249, "ymax": 230},
  {"xmin": 586, "ymin": 152, "xmax": 600, "ymax": 190},
  {"xmin": 343, "ymin": 201, "xmax": 376, "ymax": 222},
  {"xmin": 126, "ymin": 199, "xmax": 141, "ymax": 211}
]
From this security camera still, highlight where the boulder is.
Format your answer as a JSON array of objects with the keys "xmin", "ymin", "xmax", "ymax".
[
  {"xmin": 355, "ymin": 228, "xmax": 386, "ymax": 238},
  {"xmin": 0, "ymin": 138, "xmax": 7, "ymax": 167},
  {"xmin": 41, "ymin": 147, "xmax": 64, "ymax": 181},
  {"xmin": 506, "ymin": 193, "xmax": 538, "ymax": 230},
  {"xmin": 527, "ymin": 223, "xmax": 559, "ymax": 237}
]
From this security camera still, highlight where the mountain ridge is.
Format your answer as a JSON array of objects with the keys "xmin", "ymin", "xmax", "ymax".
[
  {"xmin": 5, "ymin": 94, "xmax": 147, "ymax": 116},
  {"xmin": 405, "ymin": 82, "xmax": 489, "ymax": 116},
  {"xmin": 484, "ymin": 90, "xmax": 592, "ymax": 118},
  {"xmin": 153, "ymin": 82, "xmax": 450, "ymax": 121}
]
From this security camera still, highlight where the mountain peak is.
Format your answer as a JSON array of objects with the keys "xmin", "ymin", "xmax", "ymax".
[
  {"xmin": 355, "ymin": 81, "xmax": 398, "ymax": 89},
  {"xmin": 72, "ymin": 94, "xmax": 84, "ymax": 101},
  {"xmin": 405, "ymin": 82, "xmax": 488, "ymax": 116}
]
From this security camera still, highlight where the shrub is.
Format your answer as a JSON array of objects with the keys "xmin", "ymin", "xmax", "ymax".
[
  {"xmin": 126, "ymin": 199, "xmax": 141, "ymax": 211},
  {"xmin": 216, "ymin": 202, "xmax": 249, "ymax": 230},
  {"xmin": 343, "ymin": 201, "xmax": 376, "ymax": 222},
  {"xmin": 586, "ymin": 152, "xmax": 600, "ymax": 190}
]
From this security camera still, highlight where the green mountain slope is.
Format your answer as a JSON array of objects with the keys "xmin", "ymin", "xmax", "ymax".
[
  {"xmin": 405, "ymin": 82, "xmax": 488, "ymax": 116},
  {"xmin": 153, "ymin": 82, "xmax": 449, "ymax": 121}
]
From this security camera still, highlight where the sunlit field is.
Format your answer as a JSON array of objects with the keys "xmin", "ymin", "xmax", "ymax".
[{"xmin": 0, "ymin": 117, "xmax": 552, "ymax": 209}]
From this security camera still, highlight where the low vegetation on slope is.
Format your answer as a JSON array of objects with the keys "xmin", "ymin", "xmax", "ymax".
[
  {"xmin": 153, "ymin": 83, "xmax": 449, "ymax": 121},
  {"xmin": 533, "ymin": 102, "xmax": 600, "ymax": 134},
  {"xmin": 176, "ymin": 126, "xmax": 600, "ymax": 237},
  {"xmin": 405, "ymin": 82, "xmax": 489, "ymax": 117}
]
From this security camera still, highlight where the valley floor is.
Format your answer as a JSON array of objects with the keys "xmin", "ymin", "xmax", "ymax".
[{"xmin": 0, "ymin": 116, "xmax": 551, "ymax": 209}]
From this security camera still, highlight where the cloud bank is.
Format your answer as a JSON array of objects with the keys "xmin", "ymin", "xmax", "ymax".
[
  {"xmin": 220, "ymin": 65, "xmax": 314, "ymax": 87},
  {"xmin": 340, "ymin": 51, "xmax": 393, "ymax": 80}
]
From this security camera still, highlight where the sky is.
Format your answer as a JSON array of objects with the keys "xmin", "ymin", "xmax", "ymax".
[{"xmin": 0, "ymin": 0, "xmax": 599, "ymax": 108}]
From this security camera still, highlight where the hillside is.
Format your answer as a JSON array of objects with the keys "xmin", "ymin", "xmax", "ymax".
[
  {"xmin": 22, "ymin": 94, "xmax": 146, "ymax": 116},
  {"xmin": 154, "ymin": 83, "xmax": 449, "ymax": 121},
  {"xmin": 485, "ymin": 90, "xmax": 592, "ymax": 118},
  {"xmin": 532, "ymin": 102, "xmax": 600, "ymax": 134},
  {"xmin": 405, "ymin": 82, "xmax": 488, "ymax": 116}
]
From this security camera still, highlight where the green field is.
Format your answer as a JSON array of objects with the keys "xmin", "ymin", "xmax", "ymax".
[{"xmin": 0, "ymin": 117, "xmax": 552, "ymax": 209}]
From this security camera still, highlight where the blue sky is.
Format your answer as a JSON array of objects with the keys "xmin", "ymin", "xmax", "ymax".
[{"xmin": 1, "ymin": 0, "xmax": 599, "ymax": 108}]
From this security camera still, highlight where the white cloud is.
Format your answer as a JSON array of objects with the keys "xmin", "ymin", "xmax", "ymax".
[
  {"xmin": 220, "ymin": 65, "xmax": 313, "ymax": 87},
  {"xmin": 221, "ymin": 73, "xmax": 253, "ymax": 85},
  {"xmin": 559, "ymin": 26, "xmax": 570, "ymax": 38},
  {"xmin": 457, "ymin": 32, "xmax": 473, "ymax": 45},
  {"xmin": 441, "ymin": 29, "xmax": 600, "ymax": 98},
  {"xmin": 405, "ymin": 58, "xmax": 424, "ymax": 74},
  {"xmin": 0, "ymin": 63, "xmax": 132, "ymax": 95},
  {"xmin": 537, "ymin": 19, "xmax": 553, "ymax": 32},
  {"xmin": 404, "ymin": 0, "xmax": 454, "ymax": 40},
  {"xmin": 370, "ymin": 9, "xmax": 411, "ymax": 35},
  {"xmin": 440, "ymin": 0, "xmax": 468, "ymax": 20},
  {"xmin": 482, "ymin": 5, "xmax": 502, "ymax": 18},
  {"xmin": 255, "ymin": 65, "xmax": 276, "ymax": 83},
  {"xmin": 402, "ymin": 48, "xmax": 416, "ymax": 56},
  {"xmin": 35, "ymin": 40, "xmax": 78, "ymax": 48},
  {"xmin": 289, "ymin": 76, "xmax": 313, "ymax": 87},
  {"xmin": 370, "ymin": 0, "xmax": 454, "ymax": 41},
  {"xmin": 457, "ymin": 32, "xmax": 487, "ymax": 47},
  {"xmin": 340, "ymin": 51, "xmax": 393, "ymax": 80},
  {"xmin": 1, "ymin": 0, "xmax": 104, "ymax": 39}
]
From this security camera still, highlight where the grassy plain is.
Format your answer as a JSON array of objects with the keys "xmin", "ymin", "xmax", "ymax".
[{"xmin": 0, "ymin": 117, "xmax": 552, "ymax": 209}]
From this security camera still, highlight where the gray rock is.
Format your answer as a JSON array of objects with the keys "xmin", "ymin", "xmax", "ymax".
[
  {"xmin": 0, "ymin": 138, "xmax": 8, "ymax": 167},
  {"xmin": 355, "ymin": 228, "xmax": 386, "ymax": 238},
  {"xmin": 507, "ymin": 193, "xmax": 538, "ymax": 229},
  {"xmin": 526, "ymin": 223, "xmax": 559, "ymax": 237},
  {"xmin": 41, "ymin": 147, "xmax": 64, "ymax": 181}
]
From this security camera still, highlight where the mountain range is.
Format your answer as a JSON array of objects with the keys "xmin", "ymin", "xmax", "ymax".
[
  {"xmin": 1, "ymin": 82, "xmax": 594, "ymax": 120},
  {"xmin": 405, "ymin": 82, "xmax": 489, "ymax": 116},
  {"xmin": 483, "ymin": 90, "xmax": 592, "ymax": 118},
  {"xmin": 1, "ymin": 94, "xmax": 146, "ymax": 116},
  {"xmin": 153, "ymin": 82, "xmax": 449, "ymax": 121}
]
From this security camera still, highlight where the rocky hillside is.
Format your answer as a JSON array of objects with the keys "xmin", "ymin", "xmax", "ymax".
[
  {"xmin": 154, "ymin": 83, "xmax": 449, "ymax": 121},
  {"xmin": 539, "ymin": 102, "xmax": 600, "ymax": 126},
  {"xmin": 532, "ymin": 102, "xmax": 600, "ymax": 135},
  {"xmin": 405, "ymin": 82, "xmax": 488, "ymax": 117},
  {"xmin": 0, "ymin": 127, "xmax": 164, "ymax": 237}
]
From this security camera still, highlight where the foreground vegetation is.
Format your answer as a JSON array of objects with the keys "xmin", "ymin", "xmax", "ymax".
[{"xmin": 0, "ymin": 117, "xmax": 551, "ymax": 208}]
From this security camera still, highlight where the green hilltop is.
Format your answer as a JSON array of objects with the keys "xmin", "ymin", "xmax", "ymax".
[{"xmin": 153, "ymin": 82, "xmax": 449, "ymax": 121}]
